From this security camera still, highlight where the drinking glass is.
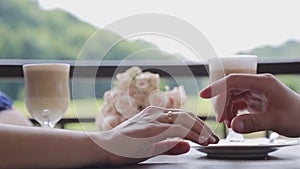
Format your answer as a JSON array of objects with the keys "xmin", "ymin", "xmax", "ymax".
[
  {"xmin": 208, "ymin": 55, "xmax": 257, "ymax": 142},
  {"xmin": 23, "ymin": 63, "xmax": 70, "ymax": 128}
]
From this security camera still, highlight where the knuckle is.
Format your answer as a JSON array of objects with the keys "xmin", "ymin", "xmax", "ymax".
[
  {"xmin": 146, "ymin": 105, "xmax": 159, "ymax": 111},
  {"xmin": 227, "ymin": 73, "xmax": 239, "ymax": 80},
  {"xmin": 260, "ymin": 73, "xmax": 276, "ymax": 82},
  {"xmin": 147, "ymin": 123, "xmax": 168, "ymax": 135},
  {"xmin": 261, "ymin": 73, "xmax": 274, "ymax": 79},
  {"xmin": 226, "ymin": 74, "xmax": 234, "ymax": 84},
  {"xmin": 181, "ymin": 112, "xmax": 191, "ymax": 119},
  {"xmin": 143, "ymin": 106, "xmax": 152, "ymax": 112},
  {"xmin": 161, "ymin": 124, "xmax": 171, "ymax": 131},
  {"xmin": 226, "ymin": 74, "xmax": 239, "ymax": 89},
  {"xmin": 258, "ymin": 73, "xmax": 277, "ymax": 89},
  {"xmin": 171, "ymin": 124, "xmax": 184, "ymax": 132},
  {"xmin": 187, "ymin": 111, "xmax": 197, "ymax": 118}
]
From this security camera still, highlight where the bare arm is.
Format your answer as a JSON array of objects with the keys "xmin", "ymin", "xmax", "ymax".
[
  {"xmin": 0, "ymin": 106, "xmax": 218, "ymax": 168},
  {"xmin": 0, "ymin": 91, "xmax": 32, "ymax": 126},
  {"xmin": 0, "ymin": 108, "xmax": 32, "ymax": 126},
  {"xmin": 0, "ymin": 124, "xmax": 106, "ymax": 168}
]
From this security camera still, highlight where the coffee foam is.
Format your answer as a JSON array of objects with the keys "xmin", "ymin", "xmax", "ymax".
[
  {"xmin": 23, "ymin": 63, "xmax": 70, "ymax": 72},
  {"xmin": 208, "ymin": 55, "xmax": 257, "ymax": 71}
]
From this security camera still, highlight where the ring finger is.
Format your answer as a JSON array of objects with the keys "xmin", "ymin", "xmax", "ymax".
[{"xmin": 158, "ymin": 110, "xmax": 218, "ymax": 143}]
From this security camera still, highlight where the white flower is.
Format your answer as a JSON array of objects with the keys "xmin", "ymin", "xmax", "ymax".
[
  {"xmin": 148, "ymin": 73, "xmax": 160, "ymax": 90},
  {"xmin": 114, "ymin": 72, "xmax": 132, "ymax": 90},
  {"xmin": 166, "ymin": 85, "xmax": 186, "ymax": 108},
  {"xmin": 134, "ymin": 77, "xmax": 150, "ymax": 93},
  {"xmin": 114, "ymin": 67, "xmax": 143, "ymax": 91},
  {"xmin": 125, "ymin": 66, "xmax": 142, "ymax": 77},
  {"xmin": 96, "ymin": 90, "xmax": 124, "ymax": 130},
  {"xmin": 97, "ymin": 66, "xmax": 187, "ymax": 130},
  {"xmin": 103, "ymin": 90, "xmax": 113, "ymax": 105},
  {"xmin": 148, "ymin": 89, "xmax": 168, "ymax": 108},
  {"xmin": 129, "ymin": 91, "xmax": 147, "ymax": 110},
  {"xmin": 113, "ymin": 91, "xmax": 139, "ymax": 119},
  {"xmin": 134, "ymin": 72, "xmax": 159, "ymax": 93},
  {"xmin": 95, "ymin": 102, "xmax": 125, "ymax": 130}
]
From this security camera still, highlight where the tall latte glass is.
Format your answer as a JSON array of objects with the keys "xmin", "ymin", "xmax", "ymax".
[
  {"xmin": 23, "ymin": 63, "xmax": 70, "ymax": 128},
  {"xmin": 208, "ymin": 55, "xmax": 257, "ymax": 141}
]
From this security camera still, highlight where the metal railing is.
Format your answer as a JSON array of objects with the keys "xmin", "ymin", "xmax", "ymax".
[
  {"xmin": 1, "ymin": 58, "xmax": 300, "ymax": 78},
  {"xmin": 2, "ymin": 58, "xmax": 300, "ymax": 136}
]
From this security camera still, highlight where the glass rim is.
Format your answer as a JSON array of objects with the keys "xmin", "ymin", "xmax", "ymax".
[
  {"xmin": 208, "ymin": 55, "xmax": 258, "ymax": 62},
  {"xmin": 22, "ymin": 63, "xmax": 70, "ymax": 68}
]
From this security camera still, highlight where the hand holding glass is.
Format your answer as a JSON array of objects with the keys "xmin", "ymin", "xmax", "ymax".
[
  {"xmin": 208, "ymin": 55, "xmax": 257, "ymax": 141},
  {"xmin": 23, "ymin": 63, "xmax": 70, "ymax": 128}
]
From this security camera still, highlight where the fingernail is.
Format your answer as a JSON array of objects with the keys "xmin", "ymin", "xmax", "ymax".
[
  {"xmin": 198, "ymin": 136, "xmax": 207, "ymax": 144},
  {"xmin": 199, "ymin": 89, "xmax": 208, "ymax": 98},
  {"xmin": 209, "ymin": 136, "xmax": 216, "ymax": 143},
  {"xmin": 209, "ymin": 135, "xmax": 219, "ymax": 143}
]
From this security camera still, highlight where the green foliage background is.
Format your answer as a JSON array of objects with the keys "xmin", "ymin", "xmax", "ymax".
[
  {"xmin": 1, "ymin": 0, "xmax": 300, "ymax": 103},
  {"xmin": 1, "ymin": 0, "xmax": 300, "ymax": 135},
  {"xmin": 239, "ymin": 40, "xmax": 300, "ymax": 59},
  {"xmin": 0, "ymin": 0, "xmax": 186, "ymax": 99},
  {"xmin": 0, "ymin": 0, "xmax": 183, "ymax": 61},
  {"xmin": 0, "ymin": 0, "xmax": 95, "ymax": 60}
]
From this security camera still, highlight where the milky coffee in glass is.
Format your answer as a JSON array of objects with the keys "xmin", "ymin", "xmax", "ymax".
[
  {"xmin": 23, "ymin": 63, "xmax": 70, "ymax": 128},
  {"xmin": 208, "ymin": 55, "xmax": 257, "ymax": 141},
  {"xmin": 209, "ymin": 55, "xmax": 257, "ymax": 82}
]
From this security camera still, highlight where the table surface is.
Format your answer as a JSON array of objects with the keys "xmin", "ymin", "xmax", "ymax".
[{"xmin": 91, "ymin": 143, "xmax": 300, "ymax": 169}]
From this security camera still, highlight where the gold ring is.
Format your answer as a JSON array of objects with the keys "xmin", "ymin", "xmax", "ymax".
[{"xmin": 167, "ymin": 111, "xmax": 173, "ymax": 124}]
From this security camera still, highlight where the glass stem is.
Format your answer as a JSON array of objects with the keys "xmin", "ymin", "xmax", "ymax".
[
  {"xmin": 42, "ymin": 109, "xmax": 51, "ymax": 128},
  {"xmin": 226, "ymin": 128, "xmax": 244, "ymax": 142}
]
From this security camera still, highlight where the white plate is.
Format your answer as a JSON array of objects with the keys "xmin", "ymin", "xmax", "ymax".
[{"xmin": 192, "ymin": 138, "xmax": 300, "ymax": 159}]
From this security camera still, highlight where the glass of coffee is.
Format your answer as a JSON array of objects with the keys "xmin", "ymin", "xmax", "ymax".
[
  {"xmin": 208, "ymin": 55, "xmax": 257, "ymax": 141},
  {"xmin": 23, "ymin": 63, "xmax": 70, "ymax": 128}
]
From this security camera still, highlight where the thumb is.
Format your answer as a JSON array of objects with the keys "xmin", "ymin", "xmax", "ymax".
[
  {"xmin": 153, "ymin": 140, "xmax": 190, "ymax": 156},
  {"xmin": 231, "ymin": 113, "xmax": 274, "ymax": 134}
]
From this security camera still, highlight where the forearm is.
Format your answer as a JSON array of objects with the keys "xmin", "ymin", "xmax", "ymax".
[
  {"xmin": 0, "ymin": 124, "xmax": 108, "ymax": 168},
  {"xmin": 0, "ymin": 108, "xmax": 32, "ymax": 126}
]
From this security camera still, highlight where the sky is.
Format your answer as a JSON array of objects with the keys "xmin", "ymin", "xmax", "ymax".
[{"xmin": 38, "ymin": 0, "xmax": 300, "ymax": 59}]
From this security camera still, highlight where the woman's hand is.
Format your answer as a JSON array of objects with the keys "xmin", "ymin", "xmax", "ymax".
[
  {"xmin": 0, "ymin": 106, "xmax": 218, "ymax": 168},
  {"xmin": 200, "ymin": 73, "xmax": 300, "ymax": 137},
  {"xmin": 93, "ymin": 106, "xmax": 219, "ymax": 165}
]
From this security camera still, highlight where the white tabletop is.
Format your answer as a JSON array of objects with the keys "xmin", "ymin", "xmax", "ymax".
[
  {"xmin": 82, "ymin": 142, "xmax": 300, "ymax": 169},
  {"xmin": 141, "ymin": 144, "xmax": 300, "ymax": 169}
]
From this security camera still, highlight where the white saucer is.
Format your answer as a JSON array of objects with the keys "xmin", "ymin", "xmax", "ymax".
[{"xmin": 192, "ymin": 138, "xmax": 299, "ymax": 159}]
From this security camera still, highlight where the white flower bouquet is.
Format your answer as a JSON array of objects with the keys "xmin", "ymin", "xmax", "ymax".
[{"xmin": 95, "ymin": 66, "xmax": 186, "ymax": 130}]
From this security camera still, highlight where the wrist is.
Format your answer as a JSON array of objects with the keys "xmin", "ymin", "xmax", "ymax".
[
  {"xmin": 89, "ymin": 130, "xmax": 131, "ymax": 166},
  {"xmin": 87, "ymin": 131, "xmax": 112, "ymax": 166},
  {"xmin": 60, "ymin": 131, "xmax": 111, "ymax": 168}
]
